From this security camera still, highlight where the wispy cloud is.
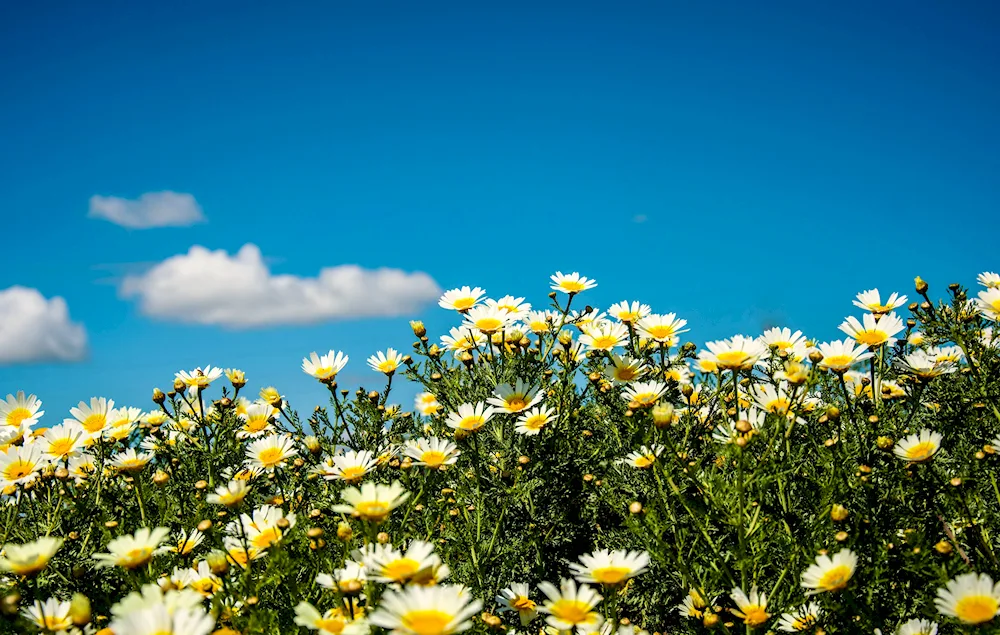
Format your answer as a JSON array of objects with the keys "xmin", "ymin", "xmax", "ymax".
[
  {"xmin": 89, "ymin": 191, "xmax": 206, "ymax": 229},
  {"xmin": 119, "ymin": 244, "xmax": 442, "ymax": 328},
  {"xmin": 0, "ymin": 287, "xmax": 87, "ymax": 364}
]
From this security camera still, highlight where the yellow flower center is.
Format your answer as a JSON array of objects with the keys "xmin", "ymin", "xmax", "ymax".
[
  {"xmin": 401, "ymin": 609, "xmax": 454, "ymax": 635},
  {"xmin": 505, "ymin": 397, "xmax": 527, "ymax": 411},
  {"xmin": 340, "ymin": 465, "xmax": 368, "ymax": 481},
  {"xmin": 228, "ymin": 548, "xmax": 250, "ymax": 567},
  {"xmin": 252, "ymin": 527, "xmax": 282, "ymax": 549},
  {"xmin": 4, "ymin": 408, "xmax": 32, "ymax": 428},
  {"xmin": 257, "ymin": 447, "xmax": 285, "ymax": 467},
  {"xmin": 4, "ymin": 460, "xmax": 35, "ymax": 481},
  {"xmin": 81, "ymin": 414, "xmax": 107, "ymax": 433},
  {"xmin": 47, "ymin": 438, "xmax": 75, "ymax": 458},
  {"xmin": 738, "ymin": 606, "xmax": 769, "ymax": 626},
  {"xmin": 954, "ymin": 595, "xmax": 999, "ymax": 624},
  {"xmin": 10, "ymin": 555, "xmax": 48, "ymax": 575},
  {"xmin": 378, "ymin": 361, "xmax": 398, "ymax": 373},
  {"xmin": 817, "ymin": 565, "xmax": 852, "ymax": 591},
  {"xmin": 314, "ymin": 366, "xmax": 335, "ymax": 379},
  {"xmin": 715, "ymin": 351, "xmax": 752, "ymax": 370},
  {"xmin": 590, "ymin": 335, "xmax": 619, "ymax": 350},
  {"xmin": 383, "ymin": 558, "xmax": 421, "ymax": 582},
  {"xmin": 904, "ymin": 441, "xmax": 938, "ymax": 462},
  {"xmin": 853, "ymin": 331, "xmax": 888, "ymax": 346},
  {"xmin": 523, "ymin": 415, "xmax": 547, "ymax": 431},
  {"xmin": 634, "ymin": 455, "xmax": 655, "ymax": 468},
  {"xmin": 511, "ymin": 596, "xmax": 536, "ymax": 611},
  {"xmin": 474, "ymin": 317, "xmax": 504, "ymax": 333},
  {"xmin": 41, "ymin": 615, "xmax": 73, "ymax": 630},
  {"xmin": 766, "ymin": 398, "xmax": 791, "ymax": 414},
  {"xmin": 245, "ymin": 417, "xmax": 270, "ymax": 433},
  {"xmin": 123, "ymin": 547, "xmax": 153, "ymax": 568},
  {"xmin": 316, "ymin": 617, "xmax": 346, "ymax": 633},
  {"xmin": 458, "ymin": 416, "xmax": 485, "ymax": 431},
  {"xmin": 616, "ymin": 367, "xmax": 638, "ymax": 381},
  {"xmin": 421, "ymin": 450, "xmax": 448, "ymax": 468},
  {"xmin": 559, "ymin": 281, "xmax": 587, "ymax": 293},
  {"xmin": 792, "ymin": 615, "xmax": 816, "ymax": 629},
  {"xmin": 549, "ymin": 599, "xmax": 591, "ymax": 624},
  {"xmin": 452, "ymin": 297, "xmax": 476, "ymax": 311},
  {"xmin": 645, "ymin": 325, "xmax": 674, "ymax": 340},
  {"xmin": 822, "ymin": 355, "xmax": 853, "ymax": 370},
  {"xmin": 119, "ymin": 459, "xmax": 147, "ymax": 472},
  {"xmin": 591, "ymin": 566, "xmax": 633, "ymax": 585},
  {"xmin": 354, "ymin": 500, "xmax": 390, "ymax": 522},
  {"xmin": 632, "ymin": 393, "xmax": 659, "ymax": 406}
]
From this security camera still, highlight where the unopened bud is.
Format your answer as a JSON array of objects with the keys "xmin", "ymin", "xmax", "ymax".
[
  {"xmin": 152, "ymin": 470, "xmax": 169, "ymax": 485},
  {"xmin": 629, "ymin": 501, "xmax": 643, "ymax": 514},
  {"xmin": 337, "ymin": 522, "xmax": 353, "ymax": 542},
  {"xmin": 377, "ymin": 532, "xmax": 390, "ymax": 544},
  {"xmin": 207, "ymin": 550, "xmax": 229, "ymax": 575},
  {"xmin": 410, "ymin": 320, "xmax": 427, "ymax": 337},
  {"xmin": 152, "ymin": 388, "xmax": 166, "ymax": 405},
  {"xmin": 934, "ymin": 540, "xmax": 953, "ymax": 554},
  {"xmin": 830, "ymin": 504, "xmax": 848, "ymax": 522},
  {"xmin": 70, "ymin": 593, "xmax": 91, "ymax": 626},
  {"xmin": 1, "ymin": 593, "xmax": 19, "ymax": 615},
  {"xmin": 915, "ymin": 276, "xmax": 928, "ymax": 294},
  {"xmin": 652, "ymin": 403, "xmax": 674, "ymax": 428}
]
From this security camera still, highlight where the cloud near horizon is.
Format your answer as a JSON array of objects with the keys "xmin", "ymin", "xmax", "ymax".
[
  {"xmin": 89, "ymin": 191, "xmax": 206, "ymax": 228},
  {"xmin": 0, "ymin": 287, "xmax": 87, "ymax": 364},
  {"xmin": 118, "ymin": 244, "xmax": 442, "ymax": 327}
]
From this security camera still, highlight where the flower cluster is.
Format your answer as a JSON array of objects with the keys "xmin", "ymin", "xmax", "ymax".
[{"xmin": 0, "ymin": 271, "xmax": 998, "ymax": 634}]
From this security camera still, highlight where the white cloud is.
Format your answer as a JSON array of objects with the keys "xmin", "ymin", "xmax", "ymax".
[
  {"xmin": 0, "ymin": 287, "xmax": 87, "ymax": 363},
  {"xmin": 89, "ymin": 191, "xmax": 206, "ymax": 229},
  {"xmin": 119, "ymin": 244, "xmax": 442, "ymax": 328}
]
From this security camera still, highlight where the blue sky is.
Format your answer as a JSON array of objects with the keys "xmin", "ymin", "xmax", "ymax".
[{"xmin": 1, "ymin": 0, "xmax": 998, "ymax": 419}]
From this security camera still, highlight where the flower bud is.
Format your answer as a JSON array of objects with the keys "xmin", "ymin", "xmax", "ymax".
[
  {"xmin": 876, "ymin": 436, "xmax": 894, "ymax": 451},
  {"xmin": 70, "ymin": 593, "xmax": 91, "ymax": 626},
  {"xmin": 410, "ymin": 320, "xmax": 427, "ymax": 337},
  {"xmin": 337, "ymin": 522, "xmax": 353, "ymax": 542},
  {"xmin": 304, "ymin": 436, "xmax": 322, "ymax": 455},
  {"xmin": 197, "ymin": 519, "xmax": 212, "ymax": 532},
  {"xmin": 152, "ymin": 388, "xmax": 166, "ymax": 405},
  {"xmin": 173, "ymin": 379, "xmax": 186, "ymax": 392},
  {"xmin": 377, "ymin": 532, "xmax": 390, "ymax": 544},
  {"xmin": 703, "ymin": 611, "xmax": 720, "ymax": 628},
  {"xmin": 652, "ymin": 403, "xmax": 674, "ymax": 428},
  {"xmin": 1, "ymin": 593, "xmax": 19, "ymax": 615},
  {"xmin": 629, "ymin": 501, "xmax": 643, "ymax": 514},
  {"xmin": 830, "ymin": 504, "xmax": 848, "ymax": 522},
  {"xmin": 934, "ymin": 540, "xmax": 953, "ymax": 554},
  {"xmin": 152, "ymin": 470, "xmax": 170, "ymax": 485}
]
